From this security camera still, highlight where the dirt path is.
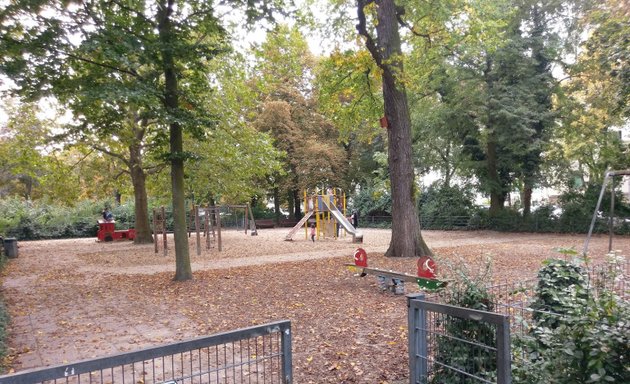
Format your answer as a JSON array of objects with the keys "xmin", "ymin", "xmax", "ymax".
[{"xmin": 1, "ymin": 229, "xmax": 627, "ymax": 382}]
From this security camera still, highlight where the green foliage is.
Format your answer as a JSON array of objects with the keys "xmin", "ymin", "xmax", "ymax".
[
  {"xmin": 315, "ymin": 49, "xmax": 383, "ymax": 144},
  {"xmin": 351, "ymin": 185, "xmax": 391, "ymax": 219},
  {"xmin": 558, "ymin": 184, "xmax": 630, "ymax": 234},
  {"xmin": 467, "ymin": 208, "xmax": 523, "ymax": 232},
  {"xmin": 418, "ymin": 183, "xmax": 475, "ymax": 229},
  {"xmin": 250, "ymin": 203, "xmax": 279, "ymax": 220},
  {"xmin": 513, "ymin": 257, "xmax": 630, "ymax": 383},
  {"xmin": 530, "ymin": 259, "xmax": 589, "ymax": 329},
  {"xmin": 0, "ymin": 289, "xmax": 9, "ymax": 373}
]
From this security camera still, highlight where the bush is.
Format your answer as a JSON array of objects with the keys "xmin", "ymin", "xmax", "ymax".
[
  {"xmin": 351, "ymin": 185, "xmax": 391, "ymax": 219},
  {"xmin": 250, "ymin": 203, "xmax": 278, "ymax": 220},
  {"xmin": 419, "ymin": 183, "xmax": 475, "ymax": 229},
  {"xmin": 558, "ymin": 184, "xmax": 630, "ymax": 234},
  {"xmin": 513, "ymin": 257, "xmax": 630, "ymax": 383},
  {"xmin": 468, "ymin": 207, "xmax": 523, "ymax": 232},
  {"xmin": 0, "ymin": 198, "xmax": 119, "ymax": 240},
  {"xmin": 0, "ymin": 298, "xmax": 8, "ymax": 373}
]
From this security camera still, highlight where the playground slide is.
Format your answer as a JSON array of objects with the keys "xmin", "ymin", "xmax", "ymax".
[
  {"xmin": 321, "ymin": 197, "xmax": 361, "ymax": 237},
  {"xmin": 284, "ymin": 211, "xmax": 314, "ymax": 241}
]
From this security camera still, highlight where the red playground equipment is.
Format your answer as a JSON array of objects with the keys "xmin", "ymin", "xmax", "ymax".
[{"xmin": 97, "ymin": 220, "xmax": 136, "ymax": 242}]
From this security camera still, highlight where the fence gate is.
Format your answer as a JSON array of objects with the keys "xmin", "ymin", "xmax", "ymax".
[
  {"xmin": 0, "ymin": 321, "xmax": 292, "ymax": 384},
  {"xmin": 408, "ymin": 295, "xmax": 511, "ymax": 384}
]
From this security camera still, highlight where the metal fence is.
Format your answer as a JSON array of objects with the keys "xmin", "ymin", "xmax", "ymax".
[
  {"xmin": 363, "ymin": 214, "xmax": 630, "ymax": 234},
  {"xmin": 408, "ymin": 295, "xmax": 511, "ymax": 384},
  {"xmin": 0, "ymin": 321, "xmax": 292, "ymax": 384}
]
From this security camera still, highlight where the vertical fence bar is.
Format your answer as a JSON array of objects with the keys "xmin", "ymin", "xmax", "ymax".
[
  {"xmin": 496, "ymin": 315, "xmax": 512, "ymax": 384},
  {"xmin": 281, "ymin": 325, "xmax": 293, "ymax": 383},
  {"xmin": 407, "ymin": 294, "xmax": 426, "ymax": 384},
  {"xmin": 205, "ymin": 207, "xmax": 211, "ymax": 250}
]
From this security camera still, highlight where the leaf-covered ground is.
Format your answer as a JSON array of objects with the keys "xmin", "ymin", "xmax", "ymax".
[{"xmin": 1, "ymin": 229, "xmax": 626, "ymax": 383}]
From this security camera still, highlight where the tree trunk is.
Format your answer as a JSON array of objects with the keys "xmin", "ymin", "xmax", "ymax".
[
  {"xmin": 287, "ymin": 190, "xmax": 295, "ymax": 220},
  {"xmin": 522, "ymin": 184, "xmax": 533, "ymax": 216},
  {"xmin": 273, "ymin": 187, "xmax": 281, "ymax": 225},
  {"xmin": 486, "ymin": 139, "xmax": 505, "ymax": 216},
  {"xmin": 158, "ymin": 0, "xmax": 192, "ymax": 281},
  {"xmin": 129, "ymin": 141, "xmax": 153, "ymax": 244},
  {"xmin": 292, "ymin": 189, "xmax": 301, "ymax": 219},
  {"xmin": 359, "ymin": 0, "xmax": 431, "ymax": 257}
]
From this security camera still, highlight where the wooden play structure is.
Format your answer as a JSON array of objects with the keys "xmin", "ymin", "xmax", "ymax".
[
  {"xmin": 153, "ymin": 205, "xmax": 221, "ymax": 256},
  {"xmin": 285, "ymin": 188, "xmax": 362, "ymax": 243},
  {"xmin": 153, "ymin": 203, "xmax": 257, "ymax": 256},
  {"xmin": 345, "ymin": 248, "xmax": 447, "ymax": 294},
  {"xmin": 96, "ymin": 220, "xmax": 135, "ymax": 242}
]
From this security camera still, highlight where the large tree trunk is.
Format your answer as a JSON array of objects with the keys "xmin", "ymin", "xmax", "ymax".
[
  {"xmin": 287, "ymin": 190, "xmax": 295, "ymax": 220},
  {"xmin": 486, "ymin": 139, "xmax": 505, "ymax": 216},
  {"xmin": 129, "ymin": 142, "xmax": 153, "ymax": 244},
  {"xmin": 522, "ymin": 184, "xmax": 533, "ymax": 216},
  {"xmin": 292, "ymin": 189, "xmax": 301, "ymax": 220},
  {"xmin": 358, "ymin": 0, "xmax": 431, "ymax": 257},
  {"xmin": 158, "ymin": 0, "xmax": 192, "ymax": 281}
]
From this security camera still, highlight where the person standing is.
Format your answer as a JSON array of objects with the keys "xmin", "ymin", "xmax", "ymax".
[
  {"xmin": 351, "ymin": 210, "xmax": 359, "ymax": 228},
  {"xmin": 310, "ymin": 223, "xmax": 316, "ymax": 242}
]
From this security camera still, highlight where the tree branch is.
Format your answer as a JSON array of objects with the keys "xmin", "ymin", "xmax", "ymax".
[
  {"xmin": 108, "ymin": 0, "xmax": 157, "ymax": 28},
  {"xmin": 356, "ymin": 0, "xmax": 383, "ymax": 69},
  {"xmin": 91, "ymin": 143, "xmax": 131, "ymax": 168},
  {"xmin": 396, "ymin": 10, "xmax": 432, "ymax": 47}
]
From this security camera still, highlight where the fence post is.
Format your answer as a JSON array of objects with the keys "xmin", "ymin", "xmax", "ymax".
[
  {"xmin": 407, "ymin": 293, "xmax": 426, "ymax": 384},
  {"xmin": 496, "ymin": 315, "xmax": 512, "ymax": 384},
  {"xmin": 281, "ymin": 324, "xmax": 293, "ymax": 383}
]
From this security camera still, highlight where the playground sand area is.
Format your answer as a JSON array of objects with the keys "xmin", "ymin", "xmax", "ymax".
[{"xmin": 1, "ymin": 228, "xmax": 627, "ymax": 383}]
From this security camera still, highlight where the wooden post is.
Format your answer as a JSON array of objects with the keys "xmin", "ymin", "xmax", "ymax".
[
  {"xmin": 210, "ymin": 207, "xmax": 216, "ymax": 245},
  {"xmin": 161, "ymin": 206, "xmax": 167, "ymax": 257},
  {"xmin": 188, "ymin": 206, "xmax": 194, "ymax": 238},
  {"xmin": 205, "ymin": 207, "xmax": 211, "ymax": 250},
  {"xmin": 214, "ymin": 206, "xmax": 222, "ymax": 252},
  {"xmin": 153, "ymin": 208, "xmax": 158, "ymax": 254},
  {"xmin": 244, "ymin": 204, "xmax": 248, "ymax": 235},
  {"xmin": 195, "ymin": 205, "xmax": 201, "ymax": 256}
]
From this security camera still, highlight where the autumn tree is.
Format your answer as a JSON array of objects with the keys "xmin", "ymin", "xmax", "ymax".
[
  {"xmin": 315, "ymin": 48, "xmax": 387, "ymax": 198},
  {"xmin": 252, "ymin": 25, "xmax": 347, "ymax": 220},
  {"xmin": 183, "ymin": 53, "xmax": 284, "ymax": 205}
]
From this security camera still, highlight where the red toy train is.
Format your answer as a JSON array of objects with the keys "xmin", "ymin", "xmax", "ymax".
[{"xmin": 97, "ymin": 220, "xmax": 135, "ymax": 242}]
